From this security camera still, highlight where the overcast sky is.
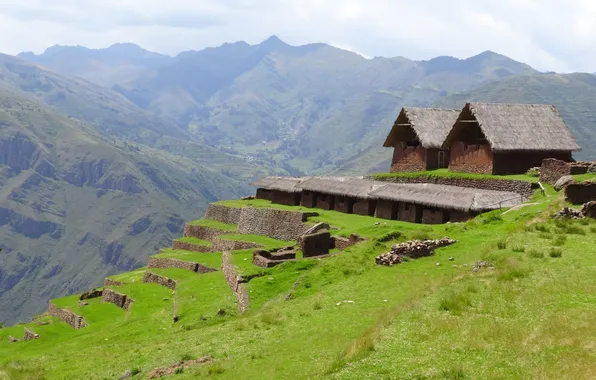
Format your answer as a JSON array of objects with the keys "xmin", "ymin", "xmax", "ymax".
[{"xmin": 1, "ymin": 0, "xmax": 594, "ymax": 73}]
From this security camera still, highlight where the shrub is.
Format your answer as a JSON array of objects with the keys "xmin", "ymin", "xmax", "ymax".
[
  {"xmin": 512, "ymin": 246, "xmax": 526, "ymax": 253},
  {"xmin": 497, "ymin": 240, "xmax": 507, "ymax": 250},
  {"xmin": 549, "ymin": 248, "xmax": 563, "ymax": 258},
  {"xmin": 527, "ymin": 249, "xmax": 544, "ymax": 259},
  {"xmin": 552, "ymin": 235, "xmax": 567, "ymax": 246}
]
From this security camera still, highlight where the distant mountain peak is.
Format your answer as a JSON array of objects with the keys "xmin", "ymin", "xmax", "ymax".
[{"xmin": 258, "ymin": 35, "xmax": 289, "ymax": 49}]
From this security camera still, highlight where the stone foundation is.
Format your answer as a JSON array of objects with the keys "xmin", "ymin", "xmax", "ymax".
[
  {"xmin": 102, "ymin": 289, "xmax": 134, "ymax": 311},
  {"xmin": 23, "ymin": 328, "xmax": 40, "ymax": 341},
  {"xmin": 183, "ymin": 224, "xmax": 233, "ymax": 240},
  {"xmin": 222, "ymin": 251, "xmax": 250, "ymax": 313},
  {"xmin": 299, "ymin": 230, "xmax": 331, "ymax": 258},
  {"xmin": 204, "ymin": 204, "xmax": 242, "ymax": 224},
  {"xmin": 147, "ymin": 257, "xmax": 217, "ymax": 274},
  {"xmin": 104, "ymin": 278, "xmax": 124, "ymax": 287},
  {"xmin": 172, "ymin": 240, "xmax": 212, "ymax": 252},
  {"xmin": 331, "ymin": 234, "xmax": 365, "ymax": 250},
  {"xmin": 237, "ymin": 207, "xmax": 312, "ymax": 241},
  {"xmin": 369, "ymin": 176, "xmax": 534, "ymax": 198},
  {"xmin": 143, "ymin": 271, "xmax": 177, "ymax": 290},
  {"xmin": 565, "ymin": 182, "xmax": 596, "ymax": 204},
  {"xmin": 48, "ymin": 303, "xmax": 87, "ymax": 329},
  {"xmin": 79, "ymin": 289, "xmax": 103, "ymax": 300},
  {"xmin": 252, "ymin": 248, "xmax": 297, "ymax": 268}
]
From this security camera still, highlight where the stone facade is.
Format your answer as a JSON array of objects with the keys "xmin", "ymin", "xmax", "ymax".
[
  {"xmin": 540, "ymin": 158, "xmax": 571, "ymax": 185},
  {"xmin": 449, "ymin": 142, "xmax": 494, "ymax": 174},
  {"xmin": 398, "ymin": 202, "xmax": 421, "ymax": 223},
  {"xmin": 222, "ymin": 251, "xmax": 250, "ymax": 313},
  {"xmin": 23, "ymin": 328, "xmax": 40, "ymax": 341},
  {"xmin": 422, "ymin": 208, "xmax": 446, "ymax": 224},
  {"xmin": 391, "ymin": 145, "xmax": 428, "ymax": 172},
  {"xmin": 369, "ymin": 175, "xmax": 534, "ymax": 198},
  {"xmin": 172, "ymin": 240, "xmax": 212, "ymax": 252},
  {"xmin": 147, "ymin": 257, "xmax": 217, "ymax": 274},
  {"xmin": 493, "ymin": 151, "xmax": 572, "ymax": 175},
  {"xmin": 204, "ymin": 204, "xmax": 242, "ymax": 224},
  {"xmin": 212, "ymin": 237, "xmax": 262, "ymax": 252},
  {"xmin": 375, "ymin": 199, "xmax": 397, "ymax": 220},
  {"xmin": 183, "ymin": 224, "xmax": 232, "ymax": 240},
  {"xmin": 565, "ymin": 182, "xmax": 596, "ymax": 205},
  {"xmin": 299, "ymin": 230, "xmax": 331, "ymax": 258},
  {"xmin": 104, "ymin": 278, "xmax": 124, "ymax": 287},
  {"xmin": 237, "ymin": 207, "xmax": 310, "ymax": 241},
  {"xmin": 271, "ymin": 191, "xmax": 301, "ymax": 206},
  {"xmin": 48, "ymin": 303, "xmax": 87, "ymax": 329},
  {"xmin": 102, "ymin": 289, "xmax": 134, "ymax": 311},
  {"xmin": 256, "ymin": 188, "xmax": 272, "ymax": 201},
  {"xmin": 143, "ymin": 271, "xmax": 177, "ymax": 290},
  {"xmin": 449, "ymin": 210, "xmax": 474, "ymax": 223},
  {"xmin": 300, "ymin": 191, "xmax": 316, "ymax": 208}
]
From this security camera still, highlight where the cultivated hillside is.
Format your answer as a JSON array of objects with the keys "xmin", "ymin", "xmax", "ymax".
[
  {"xmin": 2, "ymin": 188, "xmax": 596, "ymax": 379},
  {"xmin": 0, "ymin": 83, "xmax": 259, "ymax": 324}
]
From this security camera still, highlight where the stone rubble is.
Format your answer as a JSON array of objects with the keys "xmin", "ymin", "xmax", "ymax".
[
  {"xmin": 553, "ymin": 201, "xmax": 596, "ymax": 219},
  {"xmin": 473, "ymin": 260, "xmax": 494, "ymax": 272},
  {"xmin": 375, "ymin": 237, "xmax": 457, "ymax": 266},
  {"xmin": 147, "ymin": 356, "xmax": 213, "ymax": 378}
]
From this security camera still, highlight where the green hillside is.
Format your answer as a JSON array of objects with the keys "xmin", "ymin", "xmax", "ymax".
[
  {"xmin": 0, "ymin": 85, "xmax": 259, "ymax": 325},
  {"xmin": 2, "ymin": 188, "xmax": 596, "ymax": 379}
]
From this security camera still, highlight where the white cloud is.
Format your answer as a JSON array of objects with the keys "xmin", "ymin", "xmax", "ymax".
[{"xmin": 1, "ymin": 0, "xmax": 595, "ymax": 72}]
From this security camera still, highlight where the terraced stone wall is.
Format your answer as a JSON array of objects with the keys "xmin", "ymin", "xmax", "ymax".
[
  {"xmin": 213, "ymin": 237, "xmax": 261, "ymax": 252},
  {"xmin": 47, "ymin": 303, "xmax": 87, "ymax": 329},
  {"xmin": 237, "ymin": 207, "xmax": 309, "ymax": 241},
  {"xmin": 143, "ymin": 272, "xmax": 177, "ymax": 290},
  {"xmin": 172, "ymin": 240, "xmax": 212, "ymax": 252},
  {"xmin": 104, "ymin": 279, "xmax": 123, "ymax": 287},
  {"xmin": 222, "ymin": 251, "xmax": 249, "ymax": 312},
  {"xmin": 102, "ymin": 289, "xmax": 134, "ymax": 311},
  {"xmin": 147, "ymin": 257, "xmax": 217, "ymax": 274},
  {"xmin": 184, "ymin": 224, "xmax": 233, "ymax": 240},
  {"xmin": 204, "ymin": 204, "xmax": 242, "ymax": 224}
]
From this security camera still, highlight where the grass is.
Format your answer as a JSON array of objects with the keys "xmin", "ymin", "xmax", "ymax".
[
  {"xmin": 187, "ymin": 219, "xmax": 237, "ymax": 232},
  {"xmin": 370, "ymin": 168, "xmax": 538, "ymax": 183},
  {"xmin": 175, "ymin": 237, "xmax": 213, "ymax": 247},
  {"xmin": 3, "ymin": 189, "xmax": 596, "ymax": 379}
]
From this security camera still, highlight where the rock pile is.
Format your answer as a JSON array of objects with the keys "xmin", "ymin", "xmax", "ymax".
[
  {"xmin": 553, "ymin": 202, "xmax": 596, "ymax": 219},
  {"xmin": 375, "ymin": 237, "xmax": 457, "ymax": 266}
]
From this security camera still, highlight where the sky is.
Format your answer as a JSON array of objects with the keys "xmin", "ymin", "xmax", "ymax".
[{"xmin": 0, "ymin": 0, "xmax": 595, "ymax": 73}]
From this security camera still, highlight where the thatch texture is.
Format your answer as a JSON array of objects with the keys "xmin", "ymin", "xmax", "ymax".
[
  {"xmin": 383, "ymin": 107, "xmax": 460, "ymax": 148},
  {"xmin": 251, "ymin": 175, "xmax": 524, "ymax": 212},
  {"xmin": 296, "ymin": 177, "xmax": 382, "ymax": 199},
  {"xmin": 249, "ymin": 176, "xmax": 307, "ymax": 193},
  {"xmin": 443, "ymin": 103, "xmax": 580, "ymax": 152}
]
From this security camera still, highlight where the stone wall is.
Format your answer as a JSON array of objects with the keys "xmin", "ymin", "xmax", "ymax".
[
  {"xmin": 143, "ymin": 271, "xmax": 177, "ymax": 290},
  {"xmin": 204, "ymin": 204, "xmax": 242, "ymax": 224},
  {"xmin": 102, "ymin": 289, "xmax": 134, "ymax": 311},
  {"xmin": 300, "ymin": 191, "xmax": 316, "ymax": 208},
  {"xmin": 390, "ymin": 145, "xmax": 428, "ymax": 172},
  {"xmin": 23, "ymin": 328, "xmax": 40, "ymax": 341},
  {"xmin": 540, "ymin": 158, "xmax": 570, "ymax": 185},
  {"xmin": 212, "ymin": 237, "xmax": 262, "ymax": 252},
  {"xmin": 494, "ymin": 151, "xmax": 572, "ymax": 175},
  {"xmin": 48, "ymin": 303, "xmax": 87, "ymax": 329},
  {"xmin": 331, "ymin": 234, "xmax": 365, "ymax": 250},
  {"xmin": 448, "ymin": 142, "xmax": 493, "ymax": 174},
  {"xmin": 422, "ymin": 208, "xmax": 446, "ymax": 224},
  {"xmin": 299, "ymin": 230, "xmax": 331, "ymax": 258},
  {"xmin": 104, "ymin": 278, "xmax": 123, "ymax": 287},
  {"xmin": 353, "ymin": 199, "xmax": 373, "ymax": 216},
  {"xmin": 565, "ymin": 182, "xmax": 596, "ymax": 204},
  {"xmin": 449, "ymin": 210, "xmax": 474, "ymax": 223},
  {"xmin": 369, "ymin": 176, "xmax": 534, "ymax": 198},
  {"xmin": 147, "ymin": 257, "xmax": 217, "ymax": 274},
  {"xmin": 256, "ymin": 188, "xmax": 272, "ymax": 201},
  {"xmin": 184, "ymin": 224, "xmax": 233, "ymax": 240},
  {"xmin": 398, "ymin": 202, "xmax": 420, "ymax": 223},
  {"xmin": 271, "ymin": 191, "xmax": 301, "ymax": 206},
  {"xmin": 314, "ymin": 193, "xmax": 334, "ymax": 210},
  {"xmin": 222, "ymin": 251, "xmax": 249, "ymax": 313},
  {"xmin": 333, "ymin": 196, "xmax": 350, "ymax": 213},
  {"xmin": 375, "ymin": 199, "xmax": 397, "ymax": 220},
  {"xmin": 172, "ymin": 240, "xmax": 212, "ymax": 252},
  {"xmin": 237, "ymin": 207, "xmax": 310, "ymax": 241}
]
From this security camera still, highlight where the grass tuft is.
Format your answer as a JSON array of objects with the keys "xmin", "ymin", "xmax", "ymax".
[
  {"xmin": 512, "ymin": 246, "xmax": 526, "ymax": 253},
  {"xmin": 497, "ymin": 240, "xmax": 507, "ymax": 250},
  {"xmin": 549, "ymin": 248, "xmax": 563, "ymax": 258},
  {"xmin": 527, "ymin": 249, "xmax": 544, "ymax": 259},
  {"xmin": 438, "ymin": 291, "xmax": 472, "ymax": 315}
]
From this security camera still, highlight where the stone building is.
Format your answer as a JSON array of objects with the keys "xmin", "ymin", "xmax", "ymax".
[
  {"xmin": 383, "ymin": 107, "xmax": 460, "ymax": 172},
  {"xmin": 251, "ymin": 176, "xmax": 305, "ymax": 206},
  {"xmin": 441, "ymin": 103, "xmax": 580, "ymax": 174}
]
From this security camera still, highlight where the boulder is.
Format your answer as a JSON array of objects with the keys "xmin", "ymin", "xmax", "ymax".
[
  {"xmin": 554, "ymin": 175, "xmax": 574, "ymax": 191},
  {"xmin": 581, "ymin": 201, "xmax": 596, "ymax": 218},
  {"xmin": 553, "ymin": 207, "xmax": 584, "ymax": 219}
]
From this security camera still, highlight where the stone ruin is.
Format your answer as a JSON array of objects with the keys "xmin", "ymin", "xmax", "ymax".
[
  {"xmin": 332, "ymin": 233, "xmax": 366, "ymax": 250},
  {"xmin": 253, "ymin": 247, "xmax": 297, "ymax": 268},
  {"xmin": 375, "ymin": 237, "xmax": 457, "ymax": 266},
  {"xmin": 553, "ymin": 201, "xmax": 596, "ymax": 219},
  {"xmin": 102, "ymin": 289, "xmax": 134, "ymax": 311},
  {"xmin": 23, "ymin": 327, "xmax": 40, "ymax": 341}
]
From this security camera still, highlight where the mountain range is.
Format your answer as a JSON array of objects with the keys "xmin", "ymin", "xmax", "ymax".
[{"xmin": 2, "ymin": 36, "xmax": 596, "ymax": 324}]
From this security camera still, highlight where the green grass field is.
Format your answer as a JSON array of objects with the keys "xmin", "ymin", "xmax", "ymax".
[
  {"xmin": 187, "ymin": 219, "xmax": 238, "ymax": 231},
  {"xmin": 2, "ymin": 190, "xmax": 596, "ymax": 379},
  {"xmin": 370, "ymin": 168, "xmax": 539, "ymax": 182}
]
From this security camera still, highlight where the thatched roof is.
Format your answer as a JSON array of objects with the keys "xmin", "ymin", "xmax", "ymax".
[
  {"xmin": 383, "ymin": 107, "xmax": 461, "ymax": 149},
  {"xmin": 249, "ymin": 176, "xmax": 307, "ymax": 193},
  {"xmin": 251, "ymin": 175, "xmax": 524, "ymax": 212},
  {"xmin": 442, "ymin": 102, "xmax": 580, "ymax": 152},
  {"xmin": 296, "ymin": 177, "xmax": 382, "ymax": 199},
  {"xmin": 370, "ymin": 183, "xmax": 523, "ymax": 212}
]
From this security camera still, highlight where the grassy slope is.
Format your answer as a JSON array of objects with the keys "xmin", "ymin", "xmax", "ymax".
[{"xmin": 2, "ymin": 191, "xmax": 596, "ymax": 379}]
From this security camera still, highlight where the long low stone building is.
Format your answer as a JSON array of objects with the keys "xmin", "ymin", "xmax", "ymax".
[{"xmin": 251, "ymin": 176, "xmax": 525, "ymax": 224}]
